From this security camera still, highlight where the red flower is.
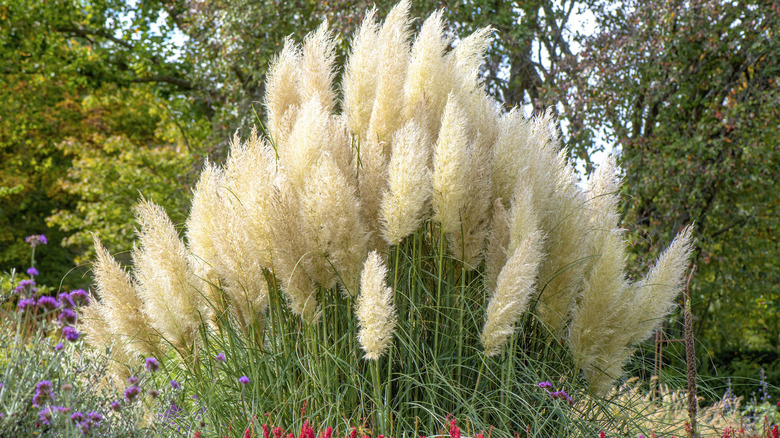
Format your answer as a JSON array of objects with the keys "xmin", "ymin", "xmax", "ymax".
[
  {"xmin": 449, "ymin": 419, "xmax": 460, "ymax": 438},
  {"xmin": 194, "ymin": 433, "xmax": 202, "ymax": 438},
  {"xmin": 325, "ymin": 427, "xmax": 332, "ymax": 438},
  {"xmin": 600, "ymin": 432, "xmax": 605, "ymax": 438},
  {"xmin": 245, "ymin": 428, "xmax": 252, "ymax": 438}
]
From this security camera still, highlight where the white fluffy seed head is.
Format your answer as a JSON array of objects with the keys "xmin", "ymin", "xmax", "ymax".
[
  {"xmin": 380, "ymin": 121, "xmax": 432, "ymax": 246},
  {"xmin": 481, "ymin": 232, "xmax": 543, "ymax": 356},
  {"xmin": 356, "ymin": 251, "xmax": 397, "ymax": 360}
]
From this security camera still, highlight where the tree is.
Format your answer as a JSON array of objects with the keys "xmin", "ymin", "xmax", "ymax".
[
  {"xmin": 0, "ymin": 0, "xmax": 205, "ymax": 285},
  {"xmin": 560, "ymin": 0, "xmax": 780, "ymax": 354}
]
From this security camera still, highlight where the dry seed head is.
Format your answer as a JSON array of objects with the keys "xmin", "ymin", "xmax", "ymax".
[
  {"xmin": 357, "ymin": 134, "xmax": 390, "ymax": 253},
  {"xmin": 132, "ymin": 199, "xmax": 203, "ymax": 351},
  {"xmin": 485, "ymin": 199, "xmax": 511, "ymax": 294},
  {"xmin": 481, "ymin": 231, "xmax": 543, "ymax": 356},
  {"xmin": 186, "ymin": 162, "xmax": 223, "ymax": 277},
  {"xmin": 628, "ymin": 225, "xmax": 695, "ymax": 342},
  {"xmin": 357, "ymin": 251, "xmax": 397, "ymax": 360},
  {"xmin": 264, "ymin": 37, "xmax": 302, "ymax": 148},
  {"xmin": 300, "ymin": 22, "xmax": 338, "ymax": 114},
  {"xmin": 92, "ymin": 235, "xmax": 161, "ymax": 356},
  {"xmin": 282, "ymin": 99, "xmax": 332, "ymax": 193},
  {"xmin": 343, "ymin": 7, "xmax": 380, "ymax": 141},
  {"xmin": 404, "ymin": 9, "xmax": 452, "ymax": 142},
  {"xmin": 367, "ymin": 0, "xmax": 412, "ymax": 146},
  {"xmin": 380, "ymin": 121, "xmax": 433, "ymax": 246},
  {"xmin": 432, "ymin": 95, "xmax": 470, "ymax": 234},
  {"xmin": 300, "ymin": 154, "xmax": 369, "ymax": 292}
]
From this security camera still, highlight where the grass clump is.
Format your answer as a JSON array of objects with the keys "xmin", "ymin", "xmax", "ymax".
[{"xmin": 79, "ymin": 1, "xmax": 698, "ymax": 436}]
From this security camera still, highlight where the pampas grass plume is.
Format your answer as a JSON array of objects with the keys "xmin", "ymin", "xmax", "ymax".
[
  {"xmin": 91, "ymin": 235, "xmax": 161, "ymax": 357},
  {"xmin": 380, "ymin": 121, "xmax": 432, "ymax": 246},
  {"xmin": 432, "ymin": 95, "xmax": 470, "ymax": 235},
  {"xmin": 133, "ymin": 199, "xmax": 203, "ymax": 351},
  {"xmin": 356, "ymin": 251, "xmax": 397, "ymax": 360},
  {"xmin": 481, "ymin": 232, "xmax": 543, "ymax": 356}
]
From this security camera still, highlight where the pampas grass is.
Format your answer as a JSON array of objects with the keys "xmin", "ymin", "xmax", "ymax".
[{"xmin": 82, "ymin": 2, "xmax": 696, "ymax": 434}]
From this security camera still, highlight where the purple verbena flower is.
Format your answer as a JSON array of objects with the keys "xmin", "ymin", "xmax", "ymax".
[
  {"xmin": 538, "ymin": 381, "xmax": 553, "ymax": 390},
  {"xmin": 87, "ymin": 411, "xmax": 102, "ymax": 424},
  {"xmin": 18, "ymin": 298, "xmax": 36, "ymax": 310},
  {"xmin": 25, "ymin": 234, "xmax": 47, "ymax": 247},
  {"xmin": 148, "ymin": 389, "xmax": 159, "ymax": 398},
  {"xmin": 145, "ymin": 357, "xmax": 160, "ymax": 372},
  {"xmin": 170, "ymin": 380, "xmax": 180, "ymax": 390},
  {"xmin": 238, "ymin": 375, "xmax": 250, "ymax": 385},
  {"xmin": 37, "ymin": 296, "xmax": 58, "ymax": 310},
  {"xmin": 58, "ymin": 292, "xmax": 74, "ymax": 309},
  {"xmin": 127, "ymin": 376, "xmax": 139, "ymax": 385},
  {"xmin": 124, "ymin": 385, "xmax": 141, "ymax": 402},
  {"xmin": 69, "ymin": 289, "xmax": 89, "ymax": 306},
  {"xmin": 62, "ymin": 325, "xmax": 80, "ymax": 342},
  {"xmin": 110, "ymin": 401, "xmax": 122, "ymax": 412},
  {"xmin": 55, "ymin": 342, "xmax": 64, "ymax": 352},
  {"xmin": 36, "ymin": 380, "xmax": 53, "ymax": 394},
  {"xmin": 58, "ymin": 308, "xmax": 77, "ymax": 325},
  {"xmin": 70, "ymin": 412, "xmax": 85, "ymax": 423},
  {"xmin": 215, "ymin": 352, "xmax": 226, "ymax": 362},
  {"xmin": 27, "ymin": 267, "xmax": 39, "ymax": 276},
  {"xmin": 38, "ymin": 407, "xmax": 53, "ymax": 425}
]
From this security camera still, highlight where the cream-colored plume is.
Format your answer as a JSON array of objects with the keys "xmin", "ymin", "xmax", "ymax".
[
  {"xmin": 264, "ymin": 37, "xmax": 302, "ymax": 148},
  {"xmin": 366, "ymin": 0, "xmax": 412, "ymax": 146},
  {"xmin": 357, "ymin": 134, "xmax": 389, "ymax": 253},
  {"xmin": 628, "ymin": 225, "xmax": 695, "ymax": 342},
  {"xmin": 92, "ymin": 235, "xmax": 161, "ymax": 357},
  {"xmin": 132, "ymin": 199, "xmax": 204, "ymax": 351},
  {"xmin": 300, "ymin": 22, "xmax": 338, "ymax": 114},
  {"xmin": 282, "ymin": 99, "xmax": 332, "ymax": 193},
  {"xmin": 404, "ymin": 9, "xmax": 451, "ymax": 143},
  {"xmin": 432, "ymin": 95, "xmax": 470, "ymax": 235},
  {"xmin": 80, "ymin": 300, "xmax": 133, "ymax": 383},
  {"xmin": 343, "ymin": 7, "xmax": 380, "ymax": 141},
  {"xmin": 210, "ymin": 135, "xmax": 273, "ymax": 328},
  {"xmin": 267, "ymin": 177, "xmax": 320, "ymax": 320},
  {"xmin": 301, "ymin": 154, "xmax": 369, "ymax": 293},
  {"xmin": 356, "ymin": 251, "xmax": 397, "ymax": 360},
  {"xmin": 380, "ymin": 121, "xmax": 432, "ymax": 246},
  {"xmin": 481, "ymin": 232, "xmax": 543, "ymax": 356},
  {"xmin": 485, "ymin": 199, "xmax": 511, "ymax": 294}
]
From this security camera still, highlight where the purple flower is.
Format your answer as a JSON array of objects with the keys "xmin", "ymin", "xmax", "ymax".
[
  {"xmin": 124, "ymin": 385, "xmax": 141, "ymax": 402},
  {"xmin": 87, "ymin": 411, "xmax": 102, "ymax": 424},
  {"xmin": 37, "ymin": 296, "xmax": 58, "ymax": 310},
  {"xmin": 145, "ymin": 357, "xmax": 160, "ymax": 372},
  {"xmin": 18, "ymin": 298, "xmax": 36, "ymax": 310},
  {"xmin": 170, "ymin": 380, "xmax": 180, "ymax": 390},
  {"xmin": 27, "ymin": 267, "xmax": 39, "ymax": 276},
  {"xmin": 57, "ymin": 292, "xmax": 74, "ymax": 309},
  {"xmin": 38, "ymin": 407, "xmax": 53, "ymax": 425},
  {"xmin": 148, "ymin": 389, "xmax": 159, "ymax": 398},
  {"xmin": 110, "ymin": 401, "xmax": 122, "ymax": 412},
  {"xmin": 62, "ymin": 326, "xmax": 80, "ymax": 342},
  {"xmin": 25, "ymin": 234, "xmax": 47, "ymax": 247},
  {"xmin": 55, "ymin": 342, "xmax": 64, "ymax": 351},
  {"xmin": 215, "ymin": 352, "xmax": 226, "ymax": 362},
  {"xmin": 32, "ymin": 382, "xmax": 53, "ymax": 408},
  {"xmin": 238, "ymin": 375, "xmax": 250, "ymax": 385},
  {"xmin": 127, "ymin": 376, "xmax": 139, "ymax": 385},
  {"xmin": 36, "ymin": 380, "xmax": 53, "ymax": 394},
  {"xmin": 538, "ymin": 381, "xmax": 553, "ymax": 390},
  {"xmin": 71, "ymin": 412, "xmax": 85, "ymax": 423},
  {"xmin": 58, "ymin": 308, "xmax": 77, "ymax": 325},
  {"xmin": 549, "ymin": 390, "xmax": 574, "ymax": 405},
  {"xmin": 69, "ymin": 289, "xmax": 89, "ymax": 306}
]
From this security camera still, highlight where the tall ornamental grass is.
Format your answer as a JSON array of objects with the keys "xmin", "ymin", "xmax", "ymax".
[{"xmin": 82, "ymin": 1, "xmax": 694, "ymax": 435}]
